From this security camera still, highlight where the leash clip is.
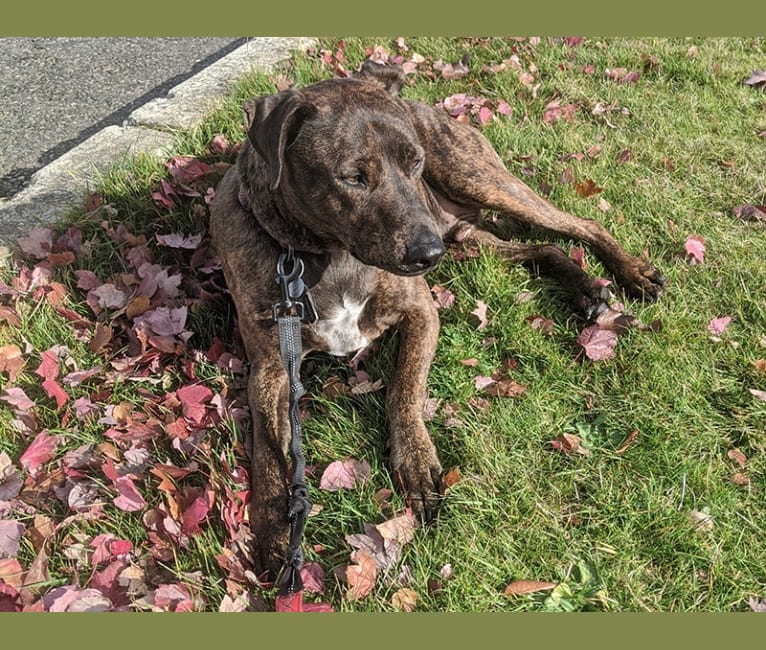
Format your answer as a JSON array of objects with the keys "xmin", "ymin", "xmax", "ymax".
[{"xmin": 273, "ymin": 247, "xmax": 317, "ymax": 323}]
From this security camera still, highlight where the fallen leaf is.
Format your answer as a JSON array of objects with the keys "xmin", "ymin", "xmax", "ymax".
[
  {"xmin": 708, "ymin": 316, "xmax": 732, "ymax": 335},
  {"xmin": 0, "ymin": 452, "xmax": 23, "ymax": 500},
  {"xmin": 0, "ymin": 521, "xmax": 25, "ymax": 559},
  {"xmin": 0, "ymin": 345, "xmax": 25, "ymax": 382},
  {"xmin": 113, "ymin": 476, "xmax": 147, "ymax": 512},
  {"xmin": 1, "ymin": 387, "xmax": 35, "ymax": 412},
  {"xmin": 749, "ymin": 597, "xmax": 766, "ymax": 612},
  {"xmin": 684, "ymin": 235, "xmax": 706, "ymax": 264},
  {"xmin": 504, "ymin": 580, "xmax": 557, "ymax": 596},
  {"xmin": 727, "ymin": 448, "xmax": 747, "ymax": 469},
  {"xmin": 732, "ymin": 204, "xmax": 766, "ymax": 224},
  {"xmin": 300, "ymin": 562, "xmax": 325, "ymax": 594},
  {"xmin": 471, "ymin": 300, "xmax": 489, "ymax": 330},
  {"xmin": 19, "ymin": 430, "xmax": 59, "ymax": 475},
  {"xmin": 574, "ymin": 179, "xmax": 603, "ymax": 198},
  {"xmin": 440, "ymin": 467, "xmax": 462, "ymax": 492},
  {"xmin": 391, "ymin": 587, "xmax": 418, "ymax": 612},
  {"xmin": 615, "ymin": 430, "xmax": 639, "ymax": 455},
  {"xmin": 743, "ymin": 69, "xmax": 766, "ymax": 89},
  {"xmin": 749, "ymin": 388, "xmax": 766, "ymax": 401},
  {"xmin": 376, "ymin": 510, "xmax": 416, "ymax": 546},
  {"xmin": 345, "ymin": 550, "xmax": 377, "ymax": 601},
  {"xmin": 484, "ymin": 378, "xmax": 527, "ymax": 398},
  {"xmin": 576, "ymin": 325, "xmax": 618, "ymax": 361},
  {"xmin": 319, "ymin": 458, "xmax": 371, "ymax": 491},
  {"xmin": 527, "ymin": 315, "xmax": 554, "ymax": 335},
  {"xmin": 688, "ymin": 510, "xmax": 713, "ymax": 532}
]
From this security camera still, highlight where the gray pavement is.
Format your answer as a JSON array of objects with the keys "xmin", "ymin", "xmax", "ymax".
[{"xmin": 0, "ymin": 37, "xmax": 314, "ymax": 244}]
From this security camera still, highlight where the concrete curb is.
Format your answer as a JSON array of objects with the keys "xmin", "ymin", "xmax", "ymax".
[{"xmin": 0, "ymin": 36, "xmax": 315, "ymax": 245}]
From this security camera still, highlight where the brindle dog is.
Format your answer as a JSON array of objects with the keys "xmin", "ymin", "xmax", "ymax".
[{"xmin": 209, "ymin": 60, "xmax": 664, "ymax": 578}]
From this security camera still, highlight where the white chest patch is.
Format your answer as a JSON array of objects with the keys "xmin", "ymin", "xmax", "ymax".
[{"xmin": 314, "ymin": 296, "xmax": 371, "ymax": 356}]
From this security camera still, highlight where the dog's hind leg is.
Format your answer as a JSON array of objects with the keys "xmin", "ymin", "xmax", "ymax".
[
  {"xmin": 454, "ymin": 227, "xmax": 611, "ymax": 319},
  {"xmin": 405, "ymin": 101, "xmax": 664, "ymax": 301}
]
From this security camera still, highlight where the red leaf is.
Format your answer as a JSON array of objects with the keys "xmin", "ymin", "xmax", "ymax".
[
  {"xmin": 576, "ymin": 325, "xmax": 618, "ymax": 361},
  {"xmin": 19, "ymin": 430, "xmax": 59, "ymax": 475},
  {"xmin": 570, "ymin": 245, "xmax": 586, "ymax": 269},
  {"xmin": 181, "ymin": 495, "xmax": 209, "ymax": 535},
  {"xmin": 431, "ymin": 284, "xmax": 455, "ymax": 309},
  {"xmin": 1, "ymin": 387, "xmax": 35, "ymax": 412},
  {"xmin": 17, "ymin": 227, "xmax": 54, "ymax": 259},
  {"xmin": 684, "ymin": 235, "xmax": 706, "ymax": 264},
  {"xmin": 707, "ymin": 316, "xmax": 732, "ymax": 335},
  {"xmin": 42, "ymin": 379, "xmax": 69, "ymax": 409},
  {"xmin": 319, "ymin": 458, "xmax": 371, "ymax": 491},
  {"xmin": 300, "ymin": 562, "xmax": 325, "ymax": 594},
  {"xmin": 176, "ymin": 384, "xmax": 214, "ymax": 426},
  {"xmin": 35, "ymin": 349, "xmax": 59, "ymax": 382},
  {"xmin": 113, "ymin": 476, "xmax": 146, "ymax": 512}
]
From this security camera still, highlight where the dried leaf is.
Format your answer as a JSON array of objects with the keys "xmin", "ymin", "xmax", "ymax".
[
  {"xmin": 574, "ymin": 179, "xmax": 603, "ymax": 198},
  {"xmin": 743, "ymin": 69, "xmax": 766, "ymax": 89},
  {"xmin": 576, "ymin": 325, "xmax": 618, "ymax": 361},
  {"xmin": 345, "ymin": 550, "xmax": 377, "ymax": 601},
  {"xmin": 471, "ymin": 300, "xmax": 489, "ymax": 330},
  {"xmin": 0, "ymin": 345, "xmax": 25, "ymax": 382},
  {"xmin": 504, "ymin": 580, "xmax": 556, "ymax": 596},
  {"xmin": 440, "ymin": 467, "xmax": 462, "ymax": 492},
  {"xmin": 319, "ymin": 458, "xmax": 371, "ymax": 491},
  {"xmin": 391, "ymin": 587, "xmax": 418, "ymax": 612},
  {"xmin": 727, "ymin": 448, "xmax": 747, "ymax": 469}
]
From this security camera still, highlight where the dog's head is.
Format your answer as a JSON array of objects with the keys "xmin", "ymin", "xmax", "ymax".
[{"xmin": 242, "ymin": 63, "xmax": 445, "ymax": 276}]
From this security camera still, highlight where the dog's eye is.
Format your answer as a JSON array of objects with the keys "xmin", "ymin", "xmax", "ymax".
[
  {"xmin": 410, "ymin": 157, "xmax": 424, "ymax": 176},
  {"xmin": 342, "ymin": 173, "xmax": 367, "ymax": 188}
]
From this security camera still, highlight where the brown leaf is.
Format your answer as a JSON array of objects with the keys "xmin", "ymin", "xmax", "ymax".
[
  {"xmin": 28, "ymin": 515, "xmax": 56, "ymax": 553},
  {"xmin": 484, "ymin": 379, "xmax": 527, "ymax": 398},
  {"xmin": 89, "ymin": 322, "xmax": 113, "ymax": 354},
  {"xmin": 22, "ymin": 547, "xmax": 50, "ymax": 596},
  {"xmin": 574, "ymin": 179, "xmax": 603, "ymax": 197},
  {"xmin": 752, "ymin": 359, "xmax": 766, "ymax": 374},
  {"xmin": 391, "ymin": 587, "xmax": 418, "ymax": 612},
  {"xmin": 727, "ymin": 448, "xmax": 747, "ymax": 469},
  {"xmin": 345, "ymin": 550, "xmax": 377, "ymax": 601},
  {"xmin": 615, "ymin": 430, "xmax": 639, "ymax": 455},
  {"xmin": 126, "ymin": 295, "xmax": 152, "ymax": 320},
  {"xmin": 504, "ymin": 580, "xmax": 556, "ymax": 597},
  {"xmin": 440, "ymin": 467, "xmax": 462, "ymax": 492},
  {"xmin": 732, "ymin": 472, "xmax": 750, "ymax": 486},
  {"xmin": 0, "ymin": 345, "xmax": 25, "ymax": 382}
]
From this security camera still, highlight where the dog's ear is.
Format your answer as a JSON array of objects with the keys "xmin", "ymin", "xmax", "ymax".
[
  {"xmin": 242, "ymin": 90, "xmax": 316, "ymax": 191},
  {"xmin": 356, "ymin": 59, "xmax": 405, "ymax": 96}
]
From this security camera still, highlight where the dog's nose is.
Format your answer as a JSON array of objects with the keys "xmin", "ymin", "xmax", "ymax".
[{"xmin": 404, "ymin": 230, "xmax": 445, "ymax": 271}]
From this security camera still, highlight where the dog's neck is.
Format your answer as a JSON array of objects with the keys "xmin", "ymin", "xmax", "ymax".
[{"xmin": 236, "ymin": 183, "xmax": 330, "ymax": 288}]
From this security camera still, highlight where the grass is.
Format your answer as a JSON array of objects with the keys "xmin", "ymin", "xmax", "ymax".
[{"xmin": 1, "ymin": 36, "xmax": 766, "ymax": 612}]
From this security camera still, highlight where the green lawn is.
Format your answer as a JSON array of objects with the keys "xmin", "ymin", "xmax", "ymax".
[{"xmin": 1, "ymin": 37, "xmax": 765, "ymax": 612}]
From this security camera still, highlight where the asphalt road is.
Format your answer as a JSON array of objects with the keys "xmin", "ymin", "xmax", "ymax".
[{"xmin": 0, "ymin": 37, "xmax": 245, "ymax": 199}]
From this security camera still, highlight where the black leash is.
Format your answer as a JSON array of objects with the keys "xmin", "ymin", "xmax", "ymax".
[{"xmin": 272, "ymin": 246, "xmax": 317, "ymax": 610}]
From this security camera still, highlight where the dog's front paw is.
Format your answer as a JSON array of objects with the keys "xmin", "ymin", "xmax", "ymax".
[
  {"xmin": 390, "ymin": 443, "xmax": 443, "ymax": 522},
  {"xmin": 615, "ymin": 258, "xmax": 665, "ymax": 302}
]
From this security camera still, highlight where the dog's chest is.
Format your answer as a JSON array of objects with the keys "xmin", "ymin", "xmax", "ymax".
[{"xmin": 312, "ymin": 295, "xmax": 371, "ymax": 356}]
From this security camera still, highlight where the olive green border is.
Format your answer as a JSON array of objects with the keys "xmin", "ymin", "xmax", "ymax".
[
  {"xmin": 1, "ymin": 1, "xmax": 761, "ymax": 647},
  {"xmin": 0, "ymin": 0, "xmax": 760, "ymax": 36}
]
